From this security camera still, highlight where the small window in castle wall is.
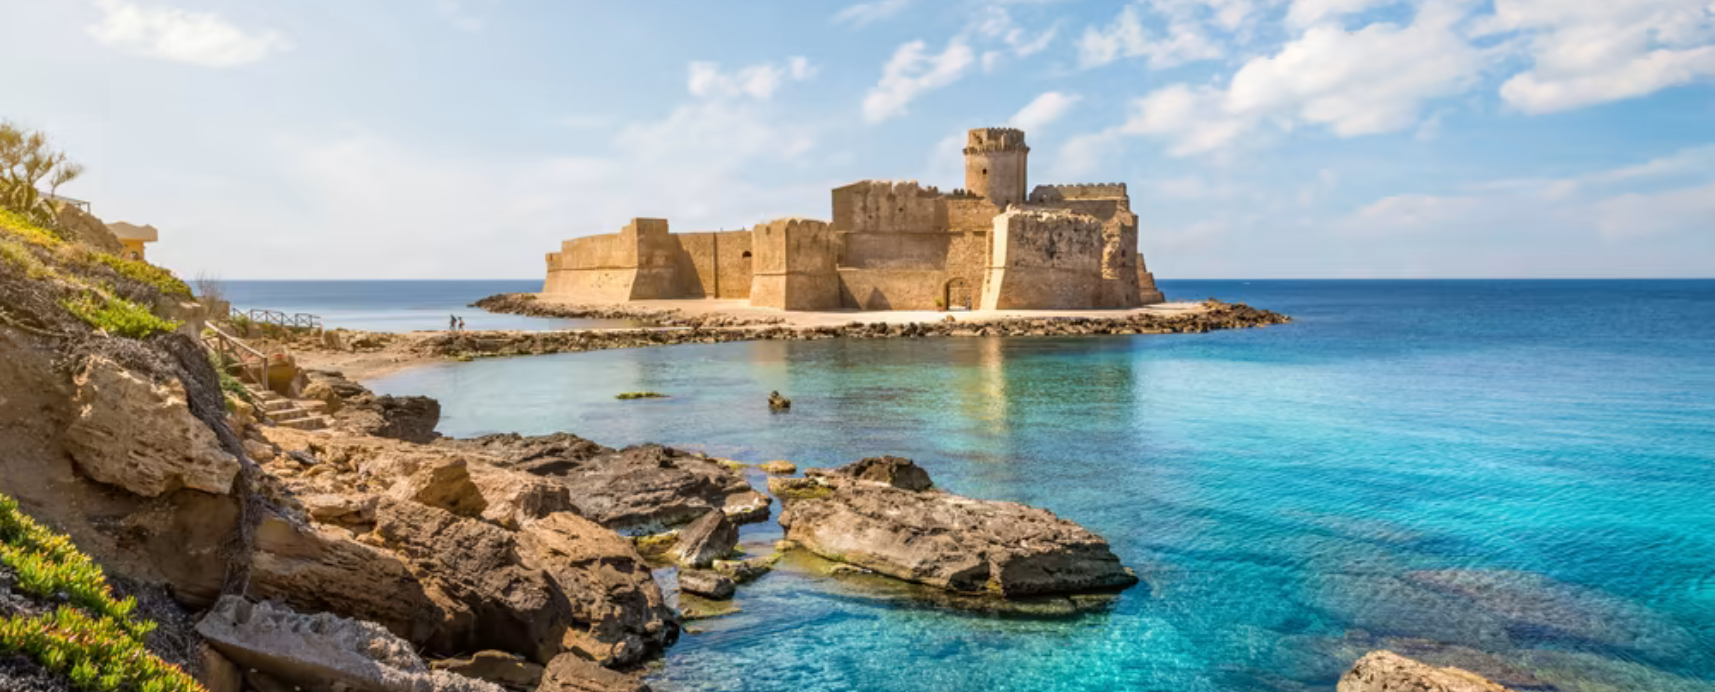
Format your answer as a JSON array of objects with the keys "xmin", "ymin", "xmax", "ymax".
[{"xmin": 742, "ymin": 251, "xmax": 752, "ymax": 258}]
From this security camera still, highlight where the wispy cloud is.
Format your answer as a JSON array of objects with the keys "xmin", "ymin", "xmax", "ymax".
[
  {"xmin": 833, "ymin": 0, "xmax": 915, "ymax": 27},
  {"xmin": 87, "ymin": 0, "xmax": 289, "ymax": 68},
  {"xmin": 688, "ymin": 57, "xmax": 817, "ymax": 100},
  {"xmin": 1009, "ymin": 91, "xmax": 1081, "ymax": 132},
  {"xmin": 862, "ymin": 38, "xmax": 975, "ymax": 122}
]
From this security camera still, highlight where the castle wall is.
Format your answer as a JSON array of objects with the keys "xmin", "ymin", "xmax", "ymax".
[
  {"xmin": 750, "ymin": 218, "xmax": 839, "ymax": 310},
  {"xmin": 674, "ymin": 230, "xmax": 753, "ymax": 299},
  {"xmin": 537, "ymin": 128, "xmax": 1165, "ymax": 312},
  {"xmin": 543, "ymin": 229, "xmax": 639, "ymax": 301},
  {"xmin": 980, "ymin": 209, "xmax": 1107, "ymax": 310}
]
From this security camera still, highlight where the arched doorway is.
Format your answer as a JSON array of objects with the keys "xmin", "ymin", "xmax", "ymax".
[{"xmin": 943, "ymin": 277, "xmax": 973, "ymax": 311}]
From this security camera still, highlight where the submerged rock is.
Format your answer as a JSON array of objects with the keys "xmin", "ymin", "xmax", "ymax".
[
  {"xmin": 773, "ymin": 458, "xmax": 1136, "ymax": 597},
  {"xmin": 757, "ymin": 460, "xmax": 797, "ymax": 475},
  {"xmin": 678, "ymin": 570, "xmax": 735, "ymax": 600},
  {"xmin": 1339, "ymin": 651, "xmax": 1514, "ymax": 692},
  {"xmin": 767, "ymin": 391, "xmax": 791, "ymax": 411}
]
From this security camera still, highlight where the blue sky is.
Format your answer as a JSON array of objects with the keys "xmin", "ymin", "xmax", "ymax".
[{"xmin": 2, "ymin": 0, "xmax": 1712, "ymax": 279}]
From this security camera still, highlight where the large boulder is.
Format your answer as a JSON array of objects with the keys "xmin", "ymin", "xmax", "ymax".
[
  {"xmin": 307, "ymin": 370, "xmax": 442, "ymax": 443},
  {"xmin": 430, "ymin": 652, "xmax": 543, "ymax": 692},
  {"xmin": 835, "ymin": 456, "xmax": 931, "ymax": 491},
  {"xmin": 516, "ymin": 512, "xmax": 679, "ymax": 667},
  {"xmin": 62, "ymin": 355, "xmax": 239, "ymax": 497},
  {"xmin": 249, "ymin": 512, "xmax": 455, "ymax": 646},
  {"xmin": 1339, "ymin": 651, "xmax": 1515, "ymax": 692},
  {"xmin": 678, "ymin": 570, "xmax": 735, "ymax": 601},
  {"xmin": 346, "ymin": 395, "xmax": 442, "ymax": 443},
  {"xmin": 670, "ymin": 510, "xmax": 737, "ymax": 568},
  {"xmin": 774, "ymin": 459, "xmax": 1137, "ymax": 597},
  {"xmin": 455, "ymin": 437, "xmax": 769, "ymax": 534},
  {"xmin": 374, "ymin": 500, "xmax": 572, "ymax": 664},
  {"xmin": 195, "ymin": 596, "xmax": 504, "ymax": 692},
  {"xmin": 537, "ymin": 654, "xmax": 652, "ymax": 692}
]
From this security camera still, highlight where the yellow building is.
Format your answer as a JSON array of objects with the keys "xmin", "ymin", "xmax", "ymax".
[{"xmin": 105, "ymin": 222, "xmax": 158, "ymax": 261}]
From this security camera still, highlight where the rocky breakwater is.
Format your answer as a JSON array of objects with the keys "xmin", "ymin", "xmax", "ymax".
[
  {"xmin": 471, "ymin": 293, "xmax": 784, "ymax": 328},
  {"xmin": 427, "ymin": 300, "xmax": 1290, "ymax": 361},
  {"xmin": 770, "ymin": 457, "xmax": 1138, "ymax": 597}
]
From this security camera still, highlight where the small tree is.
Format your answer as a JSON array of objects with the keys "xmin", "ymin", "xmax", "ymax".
[{"xmin": 0, "ymin": 121, "xmax": 85, "ymax": 230}]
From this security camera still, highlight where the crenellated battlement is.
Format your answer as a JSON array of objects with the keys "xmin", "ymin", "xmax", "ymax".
[
  {"xmin": 964, "ymin": 127, "xmax": 1029, "ymax": 154},
  {"xmin": 1028, "ymin": 183, "xmax": 1128, "ymax": 203}
]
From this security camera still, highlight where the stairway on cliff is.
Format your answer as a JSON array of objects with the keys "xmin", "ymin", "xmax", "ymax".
[{"xmin": 250, "ymin": 388, "xmax": 331, "ymax": 431}]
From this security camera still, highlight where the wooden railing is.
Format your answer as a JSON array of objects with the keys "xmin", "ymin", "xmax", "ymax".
[
  {"xmin": 203, "ymin": 324, "xmax": 271, "ymax": 392},
  {"xmin": 234, "ymin": 308, "xmax": 322, "ymax": 331}
]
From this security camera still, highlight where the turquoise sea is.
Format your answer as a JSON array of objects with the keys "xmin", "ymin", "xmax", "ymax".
[
  {"xmin": 221, "ymin": 280, "xmax": 634, "ymax": 331},
  {"xmin": 347, "ymin": 280, "xmax": 1715, "ymax": 691}
]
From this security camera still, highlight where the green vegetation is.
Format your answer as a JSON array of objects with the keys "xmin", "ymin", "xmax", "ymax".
[
  {"xmin": 61, "ymin": 293, "xmax": 181, "ymax": 339},
  {"xmin": 0, "ymin": 494, "xmax": 206, "ymax": 692},
  {"xmin": 208, "ymin": 352, "xmax": 254, "ymax": 407},
  {"xmin": 87, "ymin": 253, "xmax": 191, "ymax": 298},
  {"xmin": 0, "ymin": 207, "xmax": 63, "ymax": 249},
  {"xmin": 616, "ymin": 391, "xmax": 669, "ymax": 400}
]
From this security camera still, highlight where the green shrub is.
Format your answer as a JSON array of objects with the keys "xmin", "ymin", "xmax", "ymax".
[
  {"xmin": 61, "ymin": 293, "xmax": 180, "ymax": 339},
  {"xmin": 615, "ymin": 391, "xmax": 668, "ymax": 400},
  {"xmin": 0, "ymin": 207, "xmax": 64, "ymax": 249},
  {"xmin": 0, "ymin": 495, "xmax": 206, "ymax": 692},
  {"xmin": 87, "ymin": 253, "xmax": 191, "ymax": 298},
  {"xmin": 208, "ymin": 352, "xmax": 254, "ymax": 406}
]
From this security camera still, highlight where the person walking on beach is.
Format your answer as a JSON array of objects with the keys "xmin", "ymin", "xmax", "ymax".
[
  {"xmin": 449, "ymin": 314, "xmax": 458, "ymax": 332},
  {"xmin": 457, "ymin": 316, "xmax": 466, "ymax": 331}
]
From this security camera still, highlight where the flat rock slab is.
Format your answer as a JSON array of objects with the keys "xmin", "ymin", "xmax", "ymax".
[
  {"xmin": 773, "ymin": 458, "xmax": 1137, "ymax": 597},
  {"xmin": 442, "ymin": 436, "xmax": 769, "ymax": 534},
  {"xmin": 195, "ymin": 596, "xmax": 504, "ymax": 692}
]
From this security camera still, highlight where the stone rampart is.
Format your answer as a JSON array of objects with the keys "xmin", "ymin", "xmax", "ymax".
[
  {"xmin": 750, "ymin": 218, "xmax": 839, "ymax": 310},
  {"xmin": 980, "ymin": 209, "xmax": 1106, "ymax": 310},
  {"xmin": 1028, "ymin": 184, "xmax": 1128, "ymax": 203},
  {"xmin": 674, "ymin": 230, "xmax": 753, "ymax": 299}
]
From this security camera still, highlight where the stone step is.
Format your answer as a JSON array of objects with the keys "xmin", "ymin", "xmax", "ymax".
[
  {"xmin": 275, "ymin": 415, "xmax": 329, "ymax": 431},
  {"xmin": 261, "ymin": 399, "xmax": 296, "ymax": 413},
  {"xmin": 270, "ymin": 408, "xmax": 313, "ymax": 423}
]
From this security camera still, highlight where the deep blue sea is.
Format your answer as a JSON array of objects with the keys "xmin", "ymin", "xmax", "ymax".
[
  {"xmin": 333, "ymin": 280, "xmax": 1715, "ymax": 692},
  {"xmin": 221, "ymin": 280, "xmax": 637, "ymax": 331}
]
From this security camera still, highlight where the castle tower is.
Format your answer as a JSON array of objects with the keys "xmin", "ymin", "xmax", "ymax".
[{"xmin": 964, "ymin": 127, "xmax": 1029, "ymax": 209}]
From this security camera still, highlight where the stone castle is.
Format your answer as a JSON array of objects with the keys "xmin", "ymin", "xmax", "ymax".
[{"xmin": 541, "ymin": 127, "xmax": 1164, "ymax": 311}]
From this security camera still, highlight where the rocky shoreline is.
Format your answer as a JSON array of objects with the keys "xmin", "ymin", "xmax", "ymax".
[{"xmin": 418, "ymin": 296, "xmax": 1291, "ymax": 359}]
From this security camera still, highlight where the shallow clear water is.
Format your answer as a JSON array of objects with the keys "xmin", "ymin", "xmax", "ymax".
[
  {"xmin": 369, "ymin": 280, "xmax": 1715, "ymax": 692},
  {"xmin": 221, "ymin": 280, "xmax": 635, "ymax": 332}
]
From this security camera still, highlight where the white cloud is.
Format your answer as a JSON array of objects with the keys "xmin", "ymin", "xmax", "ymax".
[
  {"xmin": 687, "ymin": 57, "xmax": 817, "ymax": 100},
  {"xmin": 972, "ymin": 7, "xmax": 1060, "ymax": 72},
  {"xmin": 1077, "ymin": 3, "xmax": 1224, "ymax": 69},
  {"xmin": 1120, "ymin": 0, "xmax": 1491, "ymax": 155},
  {"xmin": 862, "ymin": 38, "xmax": 976, "ymax": 122},
  {"xmin": 1009, "ymin": 91, "xmax": 1082, "ymax": 132},
  {"xmin": 1482, "ymin": 0, "xmax": 1715, "ymax": 113},
  {"xmin": 87, "ymin": 0, "xmax": 289, "ymax": 68},
  {"xmin": 834, "ymin": 0, "xmax": 914, "ymax": 26},
  {"xmin": 1338, "ymin": 145, "xmax": 1715, "ymax": 243},
  {"xmin": 204, "ymin": 97, "xmax": 829, "ymax": 279},
  {"xmin": 1285, "ymin": 0, "xmax": 1397, "ymax": 27}
]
